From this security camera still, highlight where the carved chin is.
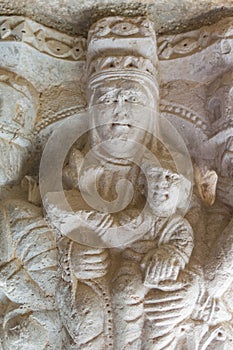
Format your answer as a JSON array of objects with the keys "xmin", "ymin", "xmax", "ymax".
[
  {"xmin": 98, "ymin": 139, "xmax": 142, "ymax": 159},
  {"xmin": 95, "ymin": 125, "xmax": 133, "ymax": 141},
  {"xmin": 93, "ymin": 127, "xmax": 150, "ymax": 150},
  {"xmin": 148, "ymin": 196, "xmax": 177, "ymax": 217}
]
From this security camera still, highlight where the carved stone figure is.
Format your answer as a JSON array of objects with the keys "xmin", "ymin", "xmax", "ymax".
[
  {"xmin": 0, "ymin": 69, "xmax": 62, "ymax": 349},
  {"xmin": 46, "ymin": 17, "xmax": 199, "ymax": 350},
  {"xmin": 0, "ymin": 10, "xmax": 233, "ymax": 350}
]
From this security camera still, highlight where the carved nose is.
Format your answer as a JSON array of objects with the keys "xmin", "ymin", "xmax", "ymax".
[{"xmin": 113, "ymin": 103, "xmax": 128, "ymax": 120}]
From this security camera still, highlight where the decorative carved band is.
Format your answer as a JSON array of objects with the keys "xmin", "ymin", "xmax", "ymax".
[
  {"xmin": 0, "ymin": 16, "xmax": 87, "ymax": 61},
  {"xmin": 158, "ymin": 17, "xmax": 233, "ymax": 60},
  {"xmin": 33, "ymin": 105, "xmax": 86, "ymax": 135},
  {"xmin": 160, "ymin": 100, "xmax": 209, "ymax": 133},
  {"xmin": 1, "ymin": 15, "xmax": 233, "ymax": 63},
  {"xmin": 87, "ymin": 16, "xmax": 156, "ymax": 42},
  {"xmin": 87, "ymin": 56, "xmax": 157, "ymax": 80},
  {"xmin": 34, "ymin": 101, "xmax": 207, "ymax": 135}
]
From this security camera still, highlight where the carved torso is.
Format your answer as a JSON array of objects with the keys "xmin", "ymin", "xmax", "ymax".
[{"xmin": 0, "ymin": 13, "xmax": 233, "ymax": 350}]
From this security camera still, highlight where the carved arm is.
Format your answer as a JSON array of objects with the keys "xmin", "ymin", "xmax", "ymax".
[{"xmin": 141, "ymin": 216, "xmax": 194, "ymax": 288}]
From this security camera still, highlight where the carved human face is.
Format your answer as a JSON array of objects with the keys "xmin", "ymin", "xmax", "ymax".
[
  {"xmin": 145, "ymin": 167, "xmax": 182, "ymax": 217},
  {"xmin": 89, "ymin": 78, "xmax": 157, "ymax": 159}
]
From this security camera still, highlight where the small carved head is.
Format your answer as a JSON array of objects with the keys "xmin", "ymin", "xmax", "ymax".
[{"xmin": 141, "ymin": 164, "xmax": 189, "ymax": 217}]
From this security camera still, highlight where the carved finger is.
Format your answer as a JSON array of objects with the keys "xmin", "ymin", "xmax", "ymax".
[
  {"xmin": 144, "ymin": 261, "xmax": 157, "ymax": 286},
  {"xmin": 144, "ymin": 261, "xmax": 153, "ymax": 281},
  {"xmin": 170, "ymin": 264, "xmax": 180, "ymax": 281},
  {"xmin": 145, "ymin": 289, "xmax": 192, "ymax": 324},
  {"xmin": 76, "ymin": 268, "xmax": 107, "ymax": 280},
  {"xmin": 146, "ymin": 309, "xmax": 186, "ymax": 325},
  {"xmin": 162, "ymin": 258, "xmax": 175, "ymax": 280},
  {"xmin": 78, "ymin": 256, "xmax": 109, "ymax": 269},
  {"xmin": 75, "ymin": 246, "xmax": 107, "ymax": 256},
  {"xmin": 179, "ymin": 258, "xmax": 186, "ymax": 270},
  {"xmin": 152, "ymin": 259, "xmax": 164, "ymax": 283},
  {"xmin": 144, "ymin": 297, "xmax": 186, "ymax": 313},
  {"xmin": 80, "ymin": 251, "xmax": 109, "ymax": 263},
  {"xmin": 86, "ymin": 259, "xmax": 109, "ymax": 270},
  {"xmin": 159, "ymin": 259, "xmax": 170, "ymax": 281}
]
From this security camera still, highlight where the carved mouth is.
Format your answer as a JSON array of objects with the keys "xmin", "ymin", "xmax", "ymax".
[
  {"xmin": 111, "ymin": 123, "xmax": 131, "ymax": 128},
  {"xmin": 152, "ymin": 192, "xmax": 169, "ymax": 201}
]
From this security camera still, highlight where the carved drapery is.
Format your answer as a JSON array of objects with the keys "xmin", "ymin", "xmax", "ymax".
[{"xmin": 0, "ymin": 13, "xmax": 232, "ymax": 350}]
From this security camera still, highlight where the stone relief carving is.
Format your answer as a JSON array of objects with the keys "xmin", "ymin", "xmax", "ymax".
[
  {"xmin": 0, "ymin": 70, "xmax": 38, "ymax": 186},
  {"xmin": 0, "ymin": 12, "xmax": 232, "ymax": 350},
  {"xmin": 157, "ymin": 17, "xmax": 233, "ymax": 60},
  {"xmin": 0, "ymin": 16, "xmax": 86, "ymax": 61}
]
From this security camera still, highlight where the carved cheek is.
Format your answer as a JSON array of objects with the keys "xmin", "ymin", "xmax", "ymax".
[{"xmin": 90, "ymin": 105, "xmax": 115, "ymax": 128}]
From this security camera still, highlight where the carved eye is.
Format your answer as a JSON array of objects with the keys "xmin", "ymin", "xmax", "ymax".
[
  {"xmin": 73, "ymin": 45, "xmax": 82, "ymax": 58},
  {"xmin": 173, "ymin": 37, "xmax": 198, "ymax": 55},
  {"xmin": 103, "ymin": 97, "xmax": 116, "ymax": 105},
  {"xmin": 199, "ymin": 31, "xmax": 210, "ymax": 47},
  {"xmin": 95, "ymin": 23, "xmax": 111, "ymax": 36},
  {"xmin": 98, "ymin": 95, "xmax": 116, "ymax": 104},
  {"xmin": 128, "ymin": 96, "xmax": 139, "ymax": 103},
  {"xmin": 170, "ymin": 174, "xmax": 180, "ymax": 182},
  {"xmin": 46, "ymin": 40, "xmax": 71, "ymax": 57},
  {"xmin": 111, "ymin": 22, "xmax": 139, "ymax": 36}
]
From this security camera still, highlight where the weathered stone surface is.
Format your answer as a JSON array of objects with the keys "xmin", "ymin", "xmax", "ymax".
[
  {"xmin": 0, "ymin": 0, "xmax": 233, "ymax": 36},
  {"xmin": 0, "ymin": 6, "xmax": 233, "ymax": 350}
]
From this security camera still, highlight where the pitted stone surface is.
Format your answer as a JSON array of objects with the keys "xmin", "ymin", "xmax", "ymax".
[
  {"xmin": 0, "ymin": 0, "xmax": 233, "ymax": 35},
  {"xmin": 0, "ymin": 7, "xmax": 233, "ymax": 350}
]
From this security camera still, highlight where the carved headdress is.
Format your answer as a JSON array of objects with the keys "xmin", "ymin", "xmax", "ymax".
[{"xmin": 85, "ymin": 16, "xmax": 159, "ymax": 101}]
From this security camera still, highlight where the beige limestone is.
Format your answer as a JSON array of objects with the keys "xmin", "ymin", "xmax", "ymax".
[{"xmin": 0, "ymin": 5, "xmax": 233, "ymax": 350}]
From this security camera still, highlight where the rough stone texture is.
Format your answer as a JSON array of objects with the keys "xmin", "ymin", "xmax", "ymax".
[
  {"xmin": 1, "ymin": 0, "xmax": 233, "ymax": 36},
  {"xmin": 0, "ymin": 5, "xmax": 233, "ymax": 350}
]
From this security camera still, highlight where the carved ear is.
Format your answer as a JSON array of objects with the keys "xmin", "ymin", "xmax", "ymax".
[{"xmin": 194, "ymin": 165, "xmax": 218, "ymax": 206}]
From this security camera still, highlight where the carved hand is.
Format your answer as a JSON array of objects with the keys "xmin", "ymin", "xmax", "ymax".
[
  {"xmin": 70, "ymin": 243, "xmax": 110, "ymax": 280},
  {"xmin": 141, "ymin": 247, "xmax": 185, "ymax": 288}
]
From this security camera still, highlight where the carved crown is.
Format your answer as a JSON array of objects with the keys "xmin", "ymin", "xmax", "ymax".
[{"xmin": 86, "ymin": 17, "xmax": 158, "ymax": 83}]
